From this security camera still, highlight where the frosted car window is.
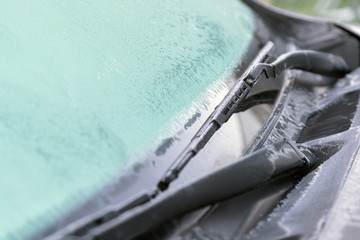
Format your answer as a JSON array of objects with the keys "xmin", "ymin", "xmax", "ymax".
[{"xmin": 0, "ymin": 0, "xmax": 253, "ymax": 239}]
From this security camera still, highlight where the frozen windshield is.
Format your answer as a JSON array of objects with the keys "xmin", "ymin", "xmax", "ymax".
[{"xmin": 0, "ymin": 0, "xmax": 254, "ymax": 239}]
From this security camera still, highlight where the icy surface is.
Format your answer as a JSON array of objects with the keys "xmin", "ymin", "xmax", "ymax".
[
  {"xmin": 0, "ymin": 0, "xmax": 253, "ymax": 239},
  {"xmin": 320, "ymin": 134, "xmax": 360, "ymax": 240}
]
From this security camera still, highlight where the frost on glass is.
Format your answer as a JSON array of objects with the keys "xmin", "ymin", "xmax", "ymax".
[{"xmin": 0, "ymin": 0, "xmax": 253, "ymax": 239}]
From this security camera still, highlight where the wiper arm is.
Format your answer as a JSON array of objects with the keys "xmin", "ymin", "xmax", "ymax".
[
  {"xmin": 158, "ymin": 43, "xmax": 350, "ymax": 191},
  {"xmin": 64, "ymin": 141, "xmax": 317, "ymax": 240},
  {"xmin": 157, "ymin": 41, "xmax": 274, "ymax": 190}
]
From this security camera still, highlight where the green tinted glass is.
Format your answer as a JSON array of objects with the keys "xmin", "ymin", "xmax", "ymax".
[{"xmin": 0, "ymin": 0, "xmax": 253, "ymax": 238}]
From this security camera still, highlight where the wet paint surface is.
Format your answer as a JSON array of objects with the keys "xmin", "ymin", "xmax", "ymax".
[{"xmin": 0, "ymin": 0, "xmax": 253, "ymax": 239}]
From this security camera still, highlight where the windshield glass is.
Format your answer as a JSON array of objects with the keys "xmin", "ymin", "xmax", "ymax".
[{"xmin": 0, "ymin": 0, "xmax": 254, "ymax": 239}]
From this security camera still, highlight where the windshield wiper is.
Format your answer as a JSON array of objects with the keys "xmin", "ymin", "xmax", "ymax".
[
  {"xmin": 58, "ymin": 140, "xmax": 317, "ymax": 240},
  {"xmin": 47, "ymin": 42, "xmax": 350, "ymax": 240},
  {"xmin": 157, "ymin": 43, "xmax": 350, "ymax": 191}
]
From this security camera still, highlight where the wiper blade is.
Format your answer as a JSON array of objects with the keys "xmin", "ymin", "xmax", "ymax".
[
  {"xmin": 157, "ymin": 41, "xmax": 275, "ymax": 190},
  {"xmin": 157, "ymin": 43, "xmax": 350, "ymax": 191}
]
